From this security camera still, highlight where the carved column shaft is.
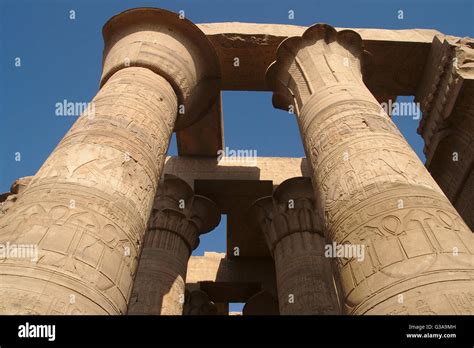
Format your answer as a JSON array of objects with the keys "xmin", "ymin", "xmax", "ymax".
[
  {"xmin": 250, "ymin": 178, "xmax": 341, "ymax": 315},
  {"xmin": 0, "ymin": 67, "xmax": 177, "ymax": 314},
  {"xmin": 128, "ymin": 175, "xmax": 220, "ymax": 315},
  {"xmin": 0, "ymin": 8, "xmax": 220, "ymax": 314},
  {"xmin": 128, "ymin": 229, "xmax": 190, "ymax": 315},
  {"xmin": 273, "ymin": 232, "xmax": 339, "ymax": 314},
  {"xmin": 267, "ymin": 24, "xmax": 474, "ymax": 314}
]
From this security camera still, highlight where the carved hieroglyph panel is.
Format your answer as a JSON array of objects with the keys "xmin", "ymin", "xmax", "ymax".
[
  {"xmin": 267, "ymin": 24, "xmax": 474, "ymax": 314},
  {"xmin": 0, "ymin": 67, "xmax": 178, "ymax": 314}
]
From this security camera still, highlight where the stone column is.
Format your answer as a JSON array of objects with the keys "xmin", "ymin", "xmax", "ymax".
[
  {"xmin": 266, "ymin": 24, "xmax": 474, "ymax": 314},
  {"xmin": 249, "ymin": 177, "xmax": 341, "ymax": 315},
  {"xmin": 0, "ymin": 8, "xmax": 220, "ymax": 314},
  {"xmin": 128, "ymin": 175, "xmax": 220, "ymax": 315}
]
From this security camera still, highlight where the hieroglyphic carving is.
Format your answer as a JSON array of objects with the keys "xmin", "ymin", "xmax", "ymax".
[
  {"xmin": 266, "ymin": 24, "xmax": 474, "ymax": 314},
  {"xmin": 0, "ymin": 67, "xmax": 178, "ymax": 314},
  {"xmin": 415, "ymin": 36, "xmax": 474, "ymax": 230},
  {"xmin": 0, "ymin": 8, "xmax": 221, "ymax": 314},
  {"xmin": 249, "ymin": 177, "xmax": 341, "ymax": 315},
  {"xmin": 127, "ymin": 175, "xmax": 220, "ymax": 315},
  {"xmin": 101, "ymin": 8, "xmax": 221, "ymax": 131}
]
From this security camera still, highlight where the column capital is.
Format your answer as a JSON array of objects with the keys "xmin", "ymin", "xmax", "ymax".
[
  {"xmin": 149, "ymin": 175, "xmax": 221, "ymax": 253},
  {"xmin": 101, "ymin": 8, "xmax": 221, "ymax": 131},
  {"xmin": 248, "ymin": 177, "xmax": 322, "ymax": 254},
  {"xmin": 266, "ymin": 23, "xmax": 370, "ymax": 112},
  {"xmin": 249, "ymin": 178, "xmax": 341, "ymax": 314}
]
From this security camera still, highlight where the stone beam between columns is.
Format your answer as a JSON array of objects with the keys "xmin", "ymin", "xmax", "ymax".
[
  {"xmin": 176, "ymin": 94, "xmax": 224, "ymax": 157},
  {"xmin": 185, "ymin": 252, "xmax": 277, "ymax": 303},
  {"xmin": 163, "ymin": 156, "xmax": 311, "ymax": 188},
  {"xmin": 1, "ymin": 158, "xmax": 312, "ymax": 261},
  {"xmin": 165, "ymin": 157, "xmax": 311, "ymax": 258},
  {"xmin": 176, "ymin": 23, "xmax": 446, "ymax": 156},
  {"xmin": 197, "ymin": 23, "xmax": 442, "ymax": 95}
]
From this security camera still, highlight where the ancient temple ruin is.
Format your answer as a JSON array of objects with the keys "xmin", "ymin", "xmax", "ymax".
[{"xmin": 0, "ymin": 8, "xmax": 473, "ymax": 315}]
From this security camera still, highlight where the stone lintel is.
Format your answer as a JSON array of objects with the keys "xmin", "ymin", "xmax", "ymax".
[
  {"xmin": 185, "ymin": 252, "xmax": 277, "ymax": 303},
  {"xmin": 197, "ymin": 22, "xmax": 444, "ymax": 95},
  {"xmin": 164, "ymin": 157, "xmax": 311, "ymax": 258},
  {"xmin": 163, "ymin": 156, "xmax": 311, "ymax": 188},
  {"xmin": 177, "ymin": 23, "xmax": 448, "ymax": 156},
  {"xmin": 176, "ymin": 94, "xmax": 224, "ymax": 156}
]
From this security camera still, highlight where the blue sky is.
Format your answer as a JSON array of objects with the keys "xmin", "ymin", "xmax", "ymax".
[{"xmin": 1, "ymin": 0, "xmax": 473, "ymax": 310}]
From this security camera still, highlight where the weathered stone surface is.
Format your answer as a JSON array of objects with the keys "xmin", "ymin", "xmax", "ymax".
[
  {"xmin": 102, "ymin": 8, "xmax": 221, "ymax": 131},
  {"xmin": 186, "ymin": 252, "xmax": 277, "ymax": 297},
  {"xmin": 10, "ymin": 176, "xmax": 33, "ymax": 195},
  {"xmin": 0, "ymin": 177, "xmax": 33, "ymax": 215},
  {"xmin": 2, "ymin": 7, "xmax": 474, "ymax": 316},
  {"xmin": 164, "ymin": 156, "xmax": 311, "ymax": 188},
  {"xmin": 198, "ymin": 22, "xmax": 440, "ymax": 95},
  {"xmin": 249, "ymin": 177, "xmax": 341, "ymax": 315},
  {"xmin": 416, "ymin": 36, "xmax": 474, "ymax": 231},
  {"xmin": 176, "ymin": 23, "xmax": 443, "ymax": 156},
  {"xmin": 128, "ymin": 175, "xmax": 220, "ymax": 315},
  {"xmin": 176, "ymin": 95, "xmax": 224, "ymax": 156},
  {"xmin": 0, "ymin": 8, "xmax": 220, "ymax": 315},
  {"xmin": 267, "ymin": 24, "xmax": 474, "ymax": 315},
  {"xmin": 195, "ymin": 179, "xmax": 274, "ymax": 258},
  {"xmin": 0, "ymin": 67, "xmax": 178, "ymax": 314}
]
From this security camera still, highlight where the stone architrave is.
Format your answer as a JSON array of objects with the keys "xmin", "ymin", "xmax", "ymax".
[
  {"xmin": 415, "ymin": 36, "xmax": 474, "ymax": 230},
  {"xmin": 266, "ymin": 24, "xmax": 474, "ymax": 314},
  {"xmin": 128, "ymin": 175, "xmax": 220, "ymax": 315},
  {"xmin": 249, "ymin": 177, "xmax": 341, "ymax": 315},
  {"xmin": 0, "ymin": 8, "xmax": 220, "ymax": 314}
]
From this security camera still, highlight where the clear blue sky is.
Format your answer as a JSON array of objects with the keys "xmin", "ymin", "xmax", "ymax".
[{"xmin": 1, "ymin": 0, "xmax": 473, "ymax": 309}]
